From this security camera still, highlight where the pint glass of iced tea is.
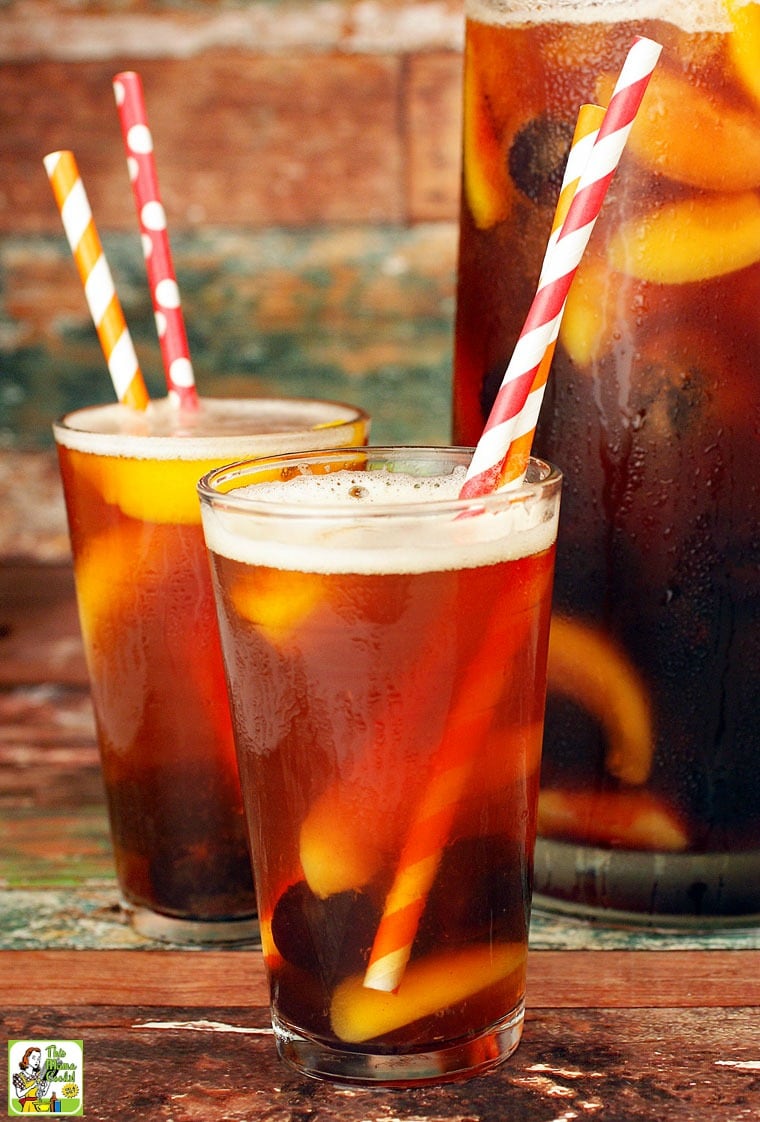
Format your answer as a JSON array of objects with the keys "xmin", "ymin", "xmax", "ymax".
[
  {"xmin": 199, "ymin": 446, "xmax": 561, "ymax": 1084},
  {"xmin": 53, "ymin": 397, "xmax": 369, "ymax": 944},
  {"xmin": 454, "ymin": 0, "xmax": 760, "ymax": 923}
]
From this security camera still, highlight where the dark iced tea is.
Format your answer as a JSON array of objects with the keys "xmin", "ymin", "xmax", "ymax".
[
  {"xmin": 54, "ymin": 397, "xmax": 369, "ymax": 942},
  {"xmin": 200, "ymin": 447, "xmax": 561, "ymax": 1084},
  {"xmin": 454, "ymin": 2, "xmax": 760, "ymax": 919}
]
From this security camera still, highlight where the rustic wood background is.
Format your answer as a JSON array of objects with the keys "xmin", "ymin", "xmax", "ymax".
[
  {"xmin": 1, "ymin": 0, "xmax": 465, "ymax": 561},
  {"xmin": 1, "ymin": 0, "xmax": 463, "ymax": 491}
]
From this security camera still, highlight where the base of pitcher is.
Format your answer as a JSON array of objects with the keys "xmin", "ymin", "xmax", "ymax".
[
  {"xmin": 533, "ymin": 838, "xmax": 760, "ymax": 928},
  {"xmin": 129, "ymin": 905, "xmax": 260, "ymax": 946},
  {"xmin": 271, "ymin": 1003, "xmax": 524, "ymax": 1087}
]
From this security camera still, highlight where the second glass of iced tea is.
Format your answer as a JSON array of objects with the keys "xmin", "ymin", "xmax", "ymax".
[
  {"xmin": 199, "ymin": 446, "xmax": 561, "ymax": 1084},
  {"xmin": 54, "ymin": 396, "xmax": 369, "ymax": 944},
  {"xmin": 454, "ymin": 0, "xmax": 760, "ymax": 923}
]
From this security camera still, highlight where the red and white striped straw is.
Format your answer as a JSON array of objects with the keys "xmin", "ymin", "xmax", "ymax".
[
  {"xmin": 113, "ymin": 70, "xmax": 199, "ymax": 410},
  {"xmin": 495, "ymin": 102, "xmax": 606, "ymax": 488},
  {"xmin": 460, "ymin": 36, "xmax": 662, "ymax": 500},
  {"xmin": 44, "ymin": 150, "xmax": 150, "ymax": 411}
]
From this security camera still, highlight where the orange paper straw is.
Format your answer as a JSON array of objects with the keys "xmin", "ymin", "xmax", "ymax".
[
  {"xmin": 496, "ymin": 103, "xmax": 606, "ymax": 488},
  {"xmin": 113, "ymin": 71, "xmax": 199, "ymax": 411},
  {"xmin": 43, "ymin": 150, "xmax": 150, "ymax": 411}
]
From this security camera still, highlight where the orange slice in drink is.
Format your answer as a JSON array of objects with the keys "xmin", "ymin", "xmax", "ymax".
[
  {"xmin": 228, "ymin": 569, "xmax": 326, "ymax": 647},
  {"xmin": 606, "ymin": 192, "xmax": 760, "ymax": 285},
  {"xmin": 462, "ymin": 22, "xmax": 544, "ymax": 229},
  {"xmin": 299, "ymin": 778, "xmax": 397, "ymax": 899},
  {"xmin": 73, "ymin": 522, "xmax": 146, "ymax": 652},
  {"xmin": 596, "ymin": 67, "xmax": 760, "ymax": 192},
  {"xmin": 330, "ymin": 941, "xmax": 525, "ymax": 1043},
  {"xmin": 462, "ymin": 38, "xmax": 514, "ymax": 229},
  {"xmin": 69, "ymin": 449, "xmax": 223, "ymax": 525},
  {"xmin": 728, "ymin": 0, "xmax": 760, "ymax": 110},
  {"xmin": 559, "ymin": 249, "xmax": 623, "ymax": 368},
  {"xmin": 547, "ymin": 615, "xmax": 653, "ymax": 786},
  {"xmin": 538, "ymin": 788, "xmax": 689, "ymax": 852}
]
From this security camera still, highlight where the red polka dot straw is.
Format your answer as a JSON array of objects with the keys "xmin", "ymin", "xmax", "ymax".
[{"xmin": 113, "ymin": 71, "xmax": 199, "ymax": 410}]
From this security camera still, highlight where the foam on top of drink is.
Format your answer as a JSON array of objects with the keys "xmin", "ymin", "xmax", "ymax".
[
  {"xmin": 202, "ymin": 467, "xmax": 560, "ymax": 574},
  {"xmin": 466, "ymin": 0, "xmax": 733, "ymax": 33},
  {"xmin": 53, "ymin": 397, "xmax": 365, "ymax": 460}
]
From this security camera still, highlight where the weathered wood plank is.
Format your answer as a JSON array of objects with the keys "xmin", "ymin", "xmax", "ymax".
[
  {"xmin": 1, "ymin": 950, "xmax": 758, "ymax": 1010},
  {"xmin": 1, "ymin": 55, "xmax": 405, "ymax": 234},
  {"xmin": 0, "ymin": 563, "xmax": 87, "ymax": 685},
  {"xmin": 1, "ymin": 1003, "xmax": 758, "ymax": 1122}
]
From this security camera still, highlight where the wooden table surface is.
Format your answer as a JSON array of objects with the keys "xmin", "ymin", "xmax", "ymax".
[{"xmin": 2, "ymin": 562, "xmax": 760, "ymax": 1121}]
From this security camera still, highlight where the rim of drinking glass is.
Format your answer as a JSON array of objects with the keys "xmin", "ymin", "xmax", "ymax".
[
  {"xmin": 52, "ymin": 396, "xmax": 371, "ymax": 457},
  {"xmin": 197, "ymin": 446, "xmax": 562, "ymax": 521}
]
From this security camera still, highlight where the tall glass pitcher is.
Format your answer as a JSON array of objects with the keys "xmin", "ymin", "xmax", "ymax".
[{"xmin": 453, "ymin": 0, "xmax": 760, "ymax": 924}]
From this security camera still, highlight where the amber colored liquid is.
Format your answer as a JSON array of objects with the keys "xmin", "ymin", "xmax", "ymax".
[
  {"xmin": 209, "ymin": 544, "xmax": 555, "ymax": 1048},
  {"xmin": 56, "ymin": 442, "xmax": 257, "ymax": 921},
  {"xmin": 454, "ymin": 12, "xmax": 760, "ymax": 910}
]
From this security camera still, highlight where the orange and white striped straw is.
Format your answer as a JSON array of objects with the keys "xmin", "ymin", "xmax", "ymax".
[
  {"xmin": 44, "ymin": 150, "xmax": 150, "ymax": 411},
  {"xmin": 495, "ymin": 103, "xmax": 606, "ymax": 489},
  {"xmin": 363, "ymin": 605, "xmax": 519, "ymax": 993},
  {"xmin": 113, "ymin": 71, "xmax": 199, "ymax": 411},
  {"xmin": 460, "ymin": 36, "xmax": 662, "ymax": 500}
]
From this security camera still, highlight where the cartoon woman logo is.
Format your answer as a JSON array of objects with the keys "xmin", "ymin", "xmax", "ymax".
[{"xmin": 11, "ymin": 1047, "xmax": 58, "ymax": 1113}]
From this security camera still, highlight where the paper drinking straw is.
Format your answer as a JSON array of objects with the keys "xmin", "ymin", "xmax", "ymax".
[
  {"xmin": 43, "ymin": 150, "xmax": 150, "ymax": 411},
  {"xmin": 460, "ymin": 36, "xmax": 662, "ymax": 500},
  {"xmin": 113, "ymin": 70, "xmax": 199, "ymax": 410},
  {"xmin": 496, "ymin": 102, "xmax": 606, "ymax": 489},
  {"xmin": 362, "ymin": 603, "xmax": 530, "ymax": 993}
]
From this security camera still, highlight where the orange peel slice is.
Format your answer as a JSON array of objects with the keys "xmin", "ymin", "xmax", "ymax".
[
  {"xmin": 596, "ymin": 67, "xmax": 760, "ymax": 192},
  {"xmin": 606, "ymin": 191, "xmax": 760, "ymax": 285},
  {"xmin": 330, "ymin": 941, "xmax": 525, "ymax": 1043},
  {"xmin": 538, "ymin": 788, "xmax": 689, "ymax": 852},
  {"xmin": 547, "ymin": 615, "xmax": 654, "ymax": 786}
]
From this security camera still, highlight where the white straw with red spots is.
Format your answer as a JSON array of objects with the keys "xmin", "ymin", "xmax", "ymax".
[
  {"xmin": 460, "ymin": 36, "xmax": 662, "ymax": 500},
  {"xmin": 113, "ymin": 70, "xmax": 199, "ymax": 410}
]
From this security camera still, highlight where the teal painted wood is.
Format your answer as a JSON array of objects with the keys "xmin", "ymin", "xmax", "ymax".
[
  {"xmin": 0, "ymin": 225, "xmax": 457, "ymax": 451},
  {"xmin": 3, "ymin": 886, "xmax": 760, "ymax": 952}
]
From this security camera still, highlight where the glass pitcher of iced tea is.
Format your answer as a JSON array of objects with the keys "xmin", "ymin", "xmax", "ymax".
[{"xmin": 453, "ymin": 0, "xmax": 760, "ymax": 924}]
